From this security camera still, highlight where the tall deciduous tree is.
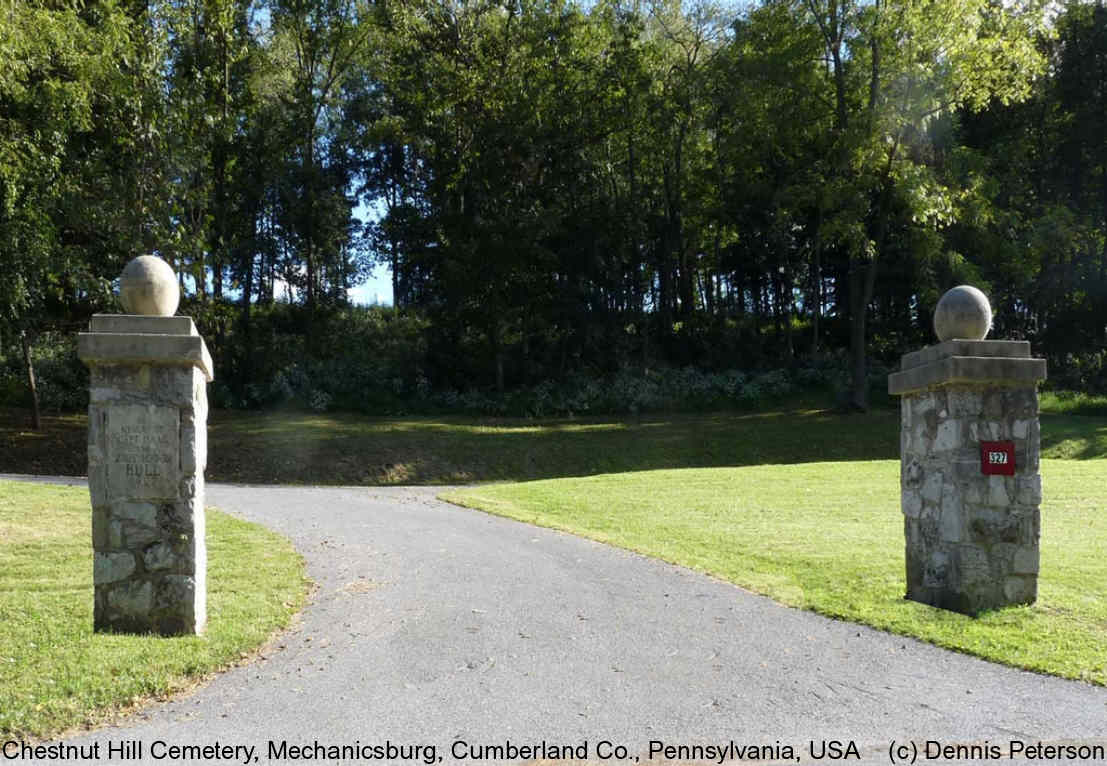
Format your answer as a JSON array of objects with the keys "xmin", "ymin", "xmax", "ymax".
[
  {"xmin": 797, "ymin": 0, "xmax": 1046, "ymax": 409},
  {"xmin": 269, "ymin": 0, "xmax": 374, "ymax": 313},
  {"xmin": 0, "ymin": 0, "xmax": 135, "ymax": 426}
]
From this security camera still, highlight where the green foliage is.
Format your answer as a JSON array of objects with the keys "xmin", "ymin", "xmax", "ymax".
[
  {"xmin": 424, "ymin": 358, "xmax": 887, "ymax": 417},
  {"xmin": 2, "ymin": 0, "xmax": 1105, "ymax": 409},
  {"xmin": 1047, "ymin": 350, "xmax": 1107, "ymax": 398},
  {"xmin": 0, "ymin": 334, "xmax": 87, "ymax": 412},
  {"xmin": 0, "ymin": 0, "xmax": 134, "ymax": 334},
  {"xmin": 778, "ymin": 0, "xmax": 1049, "ymax": 408},
  {"xmin": 194, "ymin": 302, "xmax": 430, "ymax": 411}
]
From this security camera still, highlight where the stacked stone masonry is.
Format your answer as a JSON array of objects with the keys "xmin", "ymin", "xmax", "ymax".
[
  {"xmin": 899, "ymin": 385, "xmax": 1041, "ymax": 614},
  {"xmin": 80, "ymin": 315, "xmax": 211, "ymax": 635}
]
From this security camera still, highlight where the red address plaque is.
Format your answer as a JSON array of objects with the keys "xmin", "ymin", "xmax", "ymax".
[{"xmin": 980, "ymin": 440, "xmax": 1015, "ymax": 476}]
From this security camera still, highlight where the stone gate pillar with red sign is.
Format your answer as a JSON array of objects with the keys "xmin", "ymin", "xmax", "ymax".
[
  {"xmin": 78, "ymin": 256, "xmax": 212, "ymax": 635},
  {"xmin": 888, "ymin": 286, "xmax": 1046, "ymax": 615}
]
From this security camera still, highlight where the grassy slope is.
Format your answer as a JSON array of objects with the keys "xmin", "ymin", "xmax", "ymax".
[
  {"xmin": 3, "ymin": 403, "xmax": 1106, "ymax": 484},
  {"xmin": 0, "ymin": 480, "xmax": 309, "ymax": 738},
  {"xmin": 443, "ymin": 460, "xmax": 1107, "ymax": 684}
]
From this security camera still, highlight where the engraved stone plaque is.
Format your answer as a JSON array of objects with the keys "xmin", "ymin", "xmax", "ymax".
[{"xmin": 106, "ymin": 404, "xmax": 179, "ymax": 500}]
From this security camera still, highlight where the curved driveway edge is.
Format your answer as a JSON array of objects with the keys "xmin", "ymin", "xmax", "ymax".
[{"xmin": 2, "ymin": 477, "xmax": 1104, "ymax": 765}]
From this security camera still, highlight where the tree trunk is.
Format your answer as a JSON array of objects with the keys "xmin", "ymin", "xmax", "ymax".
[
  {"xmin": 848, "ymin": 284, "xmax": 868, "ymax": 410},
  {"xmin": 20, "ymin": 330, "xmax": 41, "ymax": 430},
  {"xmin": 521, "ymin": 319, "xmax": 531, "ymax": 384},
  {"xmin": 783, "ymin": 268, "xmax": 794, "ymax": 360},
  {"xmin": 678, "ymin": 245, "xmax": 695, "ymax": 317},
  {"xmin": 847, "ymin": 253, "xmax": 876, "ymax": 411},
  {"xmin": 658, "ymin": 253, "xmax": 673, "ymax": 333},
  {"xmin": 1101, "ymin": 187, "xmax": 1107, "ymax": 344},
  {"xmin": 734, "ymin": 268, "xmax": 745, "ymax": 318},
  {"xmin": 491, "ymin": 322, "xmax": 505, "ymax": 394},
  {"xmin": 239, "ymin": 209, "xmax": 257, "ymax": 391},
  {"xmin": 772, "ymin": 266, "xmax": 786, "ymax": 347},
  {"xmin": 391, "ymin": 241, "xmax": 401, "ymax": 308},
  {"xmin": 213, "ymin": 147, "xmax": 226, "ymax": 300},
  {"xmin": 304, "ymin": 131, "xmax": 317, "ymax": 313},
  {"xmin": 848, "ymin": 193, "xmax": 889, "ymax": 411},
  {"xmin": 212, "ymin": 132, "xmax": 227, "ymax": 301},
  {"xmin": 811, "ymin": 204, "xmax": 823, "ymax": 355}
]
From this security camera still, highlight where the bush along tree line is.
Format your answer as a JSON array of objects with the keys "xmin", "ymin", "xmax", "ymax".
[{"xmin": 2, "ymin": 0, "xmax": 1105, "ymax": 421}]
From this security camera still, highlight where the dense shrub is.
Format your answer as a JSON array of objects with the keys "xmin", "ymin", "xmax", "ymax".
[
  {"xmin": 222, "ymin": 352, "xmax": 858, "ymax": 418},
  {"xmin": 406, "ymin": 355, "xmax": 886, "ymax": 417},
  {"xmin": 1, "ymin": 303, "xmax": 893, "ymax": 417},
  {"xmin": 0, "ymin": 360, "xmax": 22, "ymax": 406},
  {"xmin": 198, "ymin": 303, "xmax": 430, "ymax": 411},
  {"xmin": 1047, "ymin": 350, "xmax": 1107, "ymax": 395},
  {"xmin": 0, "ymin": 333, "xmax": 88, "ymax": 412}
]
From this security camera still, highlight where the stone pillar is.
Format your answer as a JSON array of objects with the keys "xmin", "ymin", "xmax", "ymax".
[
  {"xmin": 888, "ymin": 287, "xmax": 1046, "ymax": 615},
  {"xmin": 77, "ymin": 257, "xmax": 213, "ymax": 635}
]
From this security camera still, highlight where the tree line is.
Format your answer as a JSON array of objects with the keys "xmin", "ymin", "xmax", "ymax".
[{"xmin": 2, "ymin": 0, "xmax": 1105, "ymax": 416}]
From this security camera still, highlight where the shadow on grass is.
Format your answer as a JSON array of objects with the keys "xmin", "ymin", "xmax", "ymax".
[
  {"xmin": 204, "ymin": 406, "xmax": 903, "ymax": 485},
  {"xmin": 4, "ymin": 405, "xmax": 1104, "ymax": 486},
  {"xmin": 1039, "ymin": 413, "xmax": 1107, "ymax": 460},
  {"xmin": 0, "ymin": 408, "xmax": 88, "ymax": 478}
]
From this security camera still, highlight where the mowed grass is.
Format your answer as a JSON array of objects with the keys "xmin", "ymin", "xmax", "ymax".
[
  {"xmin": 4, "ymin": 402, "xmax": 1107, "ymax": 484},
  {"xmin": 0, "ymin": 480, "xmax": 309, "ymax": 739},
  {"xmin": 443, "ymin": 459, "xmax": 1107, "ymax": 685}
]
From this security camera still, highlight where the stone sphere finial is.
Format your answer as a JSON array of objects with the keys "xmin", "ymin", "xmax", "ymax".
[
  {"xmin": 119, "ymin": 255, "xmax": 180, "ymax": 316},
  {"xmin": 933, "ymin": 285, "xmax": 991, "ymax": 342}
]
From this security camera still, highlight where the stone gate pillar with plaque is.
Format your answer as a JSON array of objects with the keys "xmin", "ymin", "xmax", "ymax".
[
  {"xmin": 888, "ymin": 286, "xmax": 1046, "ymax": 615},
  {"xmin": 78, "ymin": 256, "xmax": 213, "ymax": 635}
]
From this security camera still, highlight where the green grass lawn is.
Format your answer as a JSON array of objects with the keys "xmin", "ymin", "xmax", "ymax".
[
  {"xmin": 0, "ymin": 480, "xmax": 309, "ymax": 739},
  {"xmin": 2, "ymin": 400, "xmax": 1106, "ymax": 699},
  {"xmin": 443, "ymin": 459, "xmax": 1107, "ymax": 685},
  {"xmin": 4, "ymin": 402, "xmax": 1107, "ymax": 484}
]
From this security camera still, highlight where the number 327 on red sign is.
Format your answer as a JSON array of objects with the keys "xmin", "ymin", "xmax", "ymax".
[{"xmin": 980, "ymin": 440, "xmax": 1015, "ymax": 476}]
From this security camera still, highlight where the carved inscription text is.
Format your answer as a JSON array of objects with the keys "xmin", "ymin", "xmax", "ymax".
[{"xmin": 106, "ymin": 405, "xmax": 180, "ymax": 499}]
